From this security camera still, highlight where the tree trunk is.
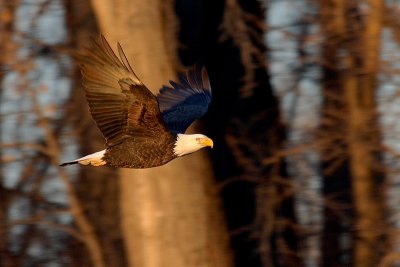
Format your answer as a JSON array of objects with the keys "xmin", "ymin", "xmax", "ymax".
[
  {"xmin": 178, "ymin": 0, "xmax": 300, "ymax": 265},
  {"xmin": 345, "ymin": 1, "xmax": 385, "ymax": 266},
  {"xmin": 318, "ymin": 1, "xmax": 354, "ymax": 265},
  {"xmin": 0, "ymin": 1, "xmax": 19, "ymax": 266},
  {"xmin": 319, "ymin": 1, "xmax": 386, "ymax": 266},
  {"xmin": 89, "ymin": 1, "xmax": 232, "ymax": 267}
]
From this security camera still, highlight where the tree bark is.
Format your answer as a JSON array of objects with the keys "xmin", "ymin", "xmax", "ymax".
[
  {"xmin": 319, "ymin": 1, "xmax": 386, "ymax": 266},
  {"xmin": 345, "ymin": 1, "xmax": 385, "ymax": 266},
  {"xmin": 183, "ymin": 0, "xmax": 300, "ymax": 265},
  {"xmin": 318, "ymin": 1, "xmax": 354, "ymax": 266},
  {"xmin": 89, "ymin": 1, "xmax": 233, "ymax": 267},
  {"xmin": 0, "ymin": 1, "xmax": 19, "ymax": 266}
]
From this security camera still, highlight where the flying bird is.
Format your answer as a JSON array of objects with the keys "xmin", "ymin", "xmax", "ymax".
[{"xmin": 60, "ymin": 36, "xmax": 213, "ymax": 168}]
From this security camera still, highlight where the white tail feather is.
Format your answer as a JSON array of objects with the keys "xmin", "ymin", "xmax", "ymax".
[
  {"xmin": 60, "ymin": 149, "xmax": 107, "ymax": 167},
  {"xmin": 77, "ymin": 149, "xmax": 107, "ymax": 166}
]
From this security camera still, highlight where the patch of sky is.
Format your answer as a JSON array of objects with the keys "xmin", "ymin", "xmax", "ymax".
[
  {"xmin": 268, "ymin": 0, "xmax": 305, "ymax": 27},
  {"xmin": 267, "ymin": 2, "xmax": 322, "ymax": 266},
  {"xmin": 15, "ymin": 0, "xmax": 67, "ymax": 44},
  {"xmin": 34, "ymin": 0, "xmax": 67, "ymax": 44},
  {"xmin": 40, "ymin": 169, "xmax": 67, "ymax": 205}
]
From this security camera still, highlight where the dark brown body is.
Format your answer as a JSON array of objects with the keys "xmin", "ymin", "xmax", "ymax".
[{"xmin": 103, "ymin": 135, "xmax": 178, "ymax": 168}]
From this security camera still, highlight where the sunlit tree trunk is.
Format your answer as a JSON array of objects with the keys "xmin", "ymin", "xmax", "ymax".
[
  {"xmin": 319, "ymin": 1, "xmax": 386, "ymax": 266},
  {"xmin": 89, "ymin": 1, "xmax": 233, "ymax": 266},
  {"xmin": 318, "ymin": 1, "xmax": 354, "ymax": 265},
  {"xmin": 344, "ymin": 1, "xmax": 385, "ymax": 266}
]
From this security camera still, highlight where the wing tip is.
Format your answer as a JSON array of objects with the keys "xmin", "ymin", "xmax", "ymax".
[
  {"xmin": 193, "ymin": 65, "xmax": 211, "ymax": 91},
  {"xmin": 200, "ymin": 66, "xmax": 211, "ymax": 92},
  {"xmin": 157, "ymin": 64, "xmax": 212, "ymax": 103}
]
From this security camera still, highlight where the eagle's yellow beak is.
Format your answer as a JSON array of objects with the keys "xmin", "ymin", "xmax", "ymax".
[{"xmin": 199, "ymin": 137, "xmax": 213, "ymax": 148}]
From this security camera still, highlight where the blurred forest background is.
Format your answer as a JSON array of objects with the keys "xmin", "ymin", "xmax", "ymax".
[{"xmin": 2, "ymin": 0, "xmax": 400, "ymax": 266}]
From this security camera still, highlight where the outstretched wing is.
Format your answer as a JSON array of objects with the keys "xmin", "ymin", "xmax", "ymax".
[
  {"xmin": 79, "ymin": 35, "xmax": 170, "ymax": 146},
  {"xmin": 157, "ymin": 66, "xmax": 212, "ymax": 134}
]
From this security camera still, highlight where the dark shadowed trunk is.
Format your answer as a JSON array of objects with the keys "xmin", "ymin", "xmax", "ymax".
[
  {"xmin": 176, "ymin": 0, "xmax": 300, "ymax": 266},
  {"xmin": 318, "ymin": 1, "xmax": 354, "ymax": 265},
  {"xmin": 0, "ymin": 1, "xmax": 18, "ymax": 266}
]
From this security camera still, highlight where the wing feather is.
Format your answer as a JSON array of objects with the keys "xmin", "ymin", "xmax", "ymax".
[
  {"xmin": 118, "ymin": 43, "xmax": 136, "ymax": 74},
  {"xmin": 79, "ymin": 35, "xmax": 171, "ymax": 146},
  {"xmin": 157, "ymin": 66, "xmax": 212, "ymax": 133}
]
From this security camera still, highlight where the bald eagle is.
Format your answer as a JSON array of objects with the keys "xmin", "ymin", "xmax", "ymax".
[{"xmin": 60, "ymin": 36, "xmax": 213, "ymax": 168}]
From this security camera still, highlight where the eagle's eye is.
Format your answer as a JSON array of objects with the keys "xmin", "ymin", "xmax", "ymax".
[{"xmin": 195, "ymin": 137, "xmax": 200, "ymax": 141}]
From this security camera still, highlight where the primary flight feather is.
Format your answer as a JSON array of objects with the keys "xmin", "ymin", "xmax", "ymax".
[{"xmin": 60, "ymin": 36, "xmax": 213, "ymax": 168}]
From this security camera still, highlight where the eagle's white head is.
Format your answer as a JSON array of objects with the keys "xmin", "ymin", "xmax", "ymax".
[{"xmin": 173, "ymin": 134, "xmax": 214, "ymax": 157}]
